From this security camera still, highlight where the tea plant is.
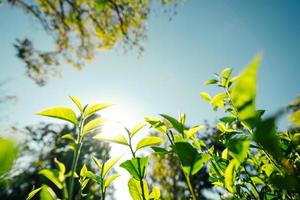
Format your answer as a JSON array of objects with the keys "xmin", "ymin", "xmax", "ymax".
[
  {"xmin": 200, "ymin": 55, "xmax": 300, "ymax": 199},
  {"xmin": 23, "ymin": 55, "xmax": 300, "ymax": 200},
  {"xmin": 94, "ymin": 123, "xmax": 162, "ymax": 200},
  {"xmin": 26, "ymin": 96, "xmax": 113, "ymax": 200},
  {"xmin": 79, "ymin": 155, "xmax": 121, "ymax": 200},
  {"xmin": 145, "ymin": 114, "xmax": 210, "ymax": 200}
]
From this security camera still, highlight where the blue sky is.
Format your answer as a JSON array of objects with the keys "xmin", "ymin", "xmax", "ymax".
[{"xmin": 1, "ymin": 0, "xmax": 300, "ymax": 199}]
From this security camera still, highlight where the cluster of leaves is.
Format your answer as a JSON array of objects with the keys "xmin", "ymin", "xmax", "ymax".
[
  {"xmin": 25, "ymin": 96, "xmax": 116, "ymax": 200},
  {"xmin": 2, "ymin": 54, "xmax": 299, "ymax": 200},
  {"xmin": 94, "ymin": 123, "xmax": 162, "ymax": 200},
  {"xmin": 0, "ymin": 122, "xmax": 112, "ymax": 200},
  {"xmin": 199, "ymin": 55, "xmax": 300, "ymax": 199},
  {"xmin": 5, "ymin": 0, "xmax": 182, "ymax": 86}
]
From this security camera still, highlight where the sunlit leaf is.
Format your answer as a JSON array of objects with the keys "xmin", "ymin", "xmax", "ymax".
[
  {"xmin": 120, "ymin": 157, "xmax": 148, "ymax": 180},
  {"xmin": 102, "ymin": 155, "xmax": 122, "ymax": 178},
  {"xmin": 204, "ymin": 79, "xmax": 218, "ymax": 85},
  {"xmin": 39, "ymin": 185, "xmax": 57, "ymax": 200},
  {"xmin": 211, "ymin": 93, "xmax": 226, "ymax": 110},
  {"xmin": 54, "ymin": 158, "xmax": 66, "ymax": 182},
  {"xmin": 200, "ymin": 92, "xmax": 211, "ymax": 101},
  {"xmin": 289, "ymin": 110, "xmax": 300, "ymax": 126},
  {"xmin": 36, "ymin": 106, "xmax": 78, "ymax": 125},
  {"xmin": 92, "ymin": 156, "xmax": 102, "ymax": 171},
  {"xmin": 220, "ymin": 68, "xmax": 232, "ymax": 87},
  {"xmin": 224, "ymin": 159, "xmax": 240, "ymax": 193},
  {"xmin": 82, "ymin": 118, "xmax": 104, "ymax": 135},
  {"xmin": 149, "ymin": 186, "xmax": 160, "ymax": 200},
  {"xmin": 0, "ymin": 138, "xmax": 17, "ymax": 176},
  {"xmin": 81, "ymin": 179, "xmax": 89, "ymax": 190},
  {"xmin": 144, "ymin": 116, "xmax": 167, "ymax": 133},
  {"xmin": 128, "ymin": 178, "xmax": 149, "ymax": 200},
  {"xmin": 84, "ymin": 103, "xmax": 112, "ymax": 117},
  {"xmin": 104, "ymin": 174, "xmax": 121, "ymax": 187},
  {"xmin": 151, "ymin": 146, "xmax": 169, "ymax": 155},
  {"xmin": 130, "ymin": 123, "xmax": 146, "ymax": 137},
  {"xmin": 93, "ymin": 134, "xmax": 128, "ymax": 145},
  {"xmin": 39, "ymin": 169, "xmax": 63, "ymax": 189},
  {"xmin": 26, "ymin": 187, "xmax": 42, "ymax": 200},
  {"xmin": 61, "ymin": 133, "xmax": 76, "ymax": 143},
  {"xmin": 226, "ymin": 136, "xmax": 250, "ymax": 163},
  {"xmin": 80, "ymin": 164, "xmax": 88, "ymax": 177},
  {"xmin": 69, "ymin": 96, "xmax": 83, "ymax": 112},
  {"xmin": 136, "ymin": 136, "xmax": 162, "ymax": 151},
  {"xmin": 230, "ymin": 54, "xmax": 262, "ymax": 122},
  {"xmin": 160, "ymin": 114, "xmax": 185, "ymax": 133},
  {"xmin": 184, "ymin": 125, "xmax": 205, "ymax": 139},
  {"xmin": 172, "ymin": 142, "xmax": 210, "ymax": 175}
]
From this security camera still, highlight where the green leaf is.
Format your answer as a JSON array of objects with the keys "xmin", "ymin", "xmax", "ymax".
[
  {"xmin": 160, "ymin": 114, "xmax": 185, "ymax": 133},
  {"xmin": 128, "ymin": 178, "xmax": 149, "ymax": 200},
  {"xmin": 54, "ymin": 158, "xmax": 66, "ymax": 182},
  {"xmin": 204, "ymin": 79, "xmax": 218, "ymax": 85},
  {"xmin": 230, "ymin": 54, "xmax": 262, "ymax": 122},
  {"xmin": 0, "ymin": 138, "xmax": 17, "ymax": 176},
  {"xmin": 151, "ymin": 146, "xmax": 169, "ymax": 155},
  {"xmin": 81, "ymin": 179, "xmax": 89, "ymax": 190},
  {"xmin": 254, "ymin": 117, "xmax": 282, "ymax": 160},
  {"xmin": 184, "ymin": 125, "xmax": 205, "ymax": 139},
  {"xmin": 39, "ymin": 169, "xmax": 63, "ymax": 189},
  {"xmin": 226, "ymin": 137, "xmax": 250, "ymax": 163},
  {"xmin": 80, "ymin": 164, "xmax": 88, "ymax": 177},
  {"xmin": 36, "ymin": 106, "xmax": 78, "ymax": 125},
  {"xmin": 217, "ymin": 122, "xmax": 227, "ymax": 133},
  {"xmin": 26, "ymin": 187, "xmax": 42, "ymax": 200},
  {"xmin": 224, "ymin": 159, "xmax": 240, "ymax": 193},
  {"xmin": 82, "ymin": 118, "xmax": 104, "ymax": 135},
  {"xmin": 149, "ymin": 186, "xmax": 160, "ymax": 200},
  {"xmin": 104, "ymin": 173, "xmax": 120, "ymax": 187},
  {"xmin": 84, "ymin": 103, "xmax": 112, "ymax": 117},
  {"xmin": 130, "ymin": 123, "xmax": 146, "ymax": 137},
  {"xmin": 289, "ymin": 110, "xmax": 300, "ymax": 126},
  {"xmin": 220, "ymin": 68, "xmax": 232, "ymax": 87},
  {"xmin": 102, "ymin": 155, "xmax": 122, "ymax": 179},
  {"xmin": 40, "ymin": 185, "xmax": 57, "ymax": 200},
  {"xmin": 92, "ymin": 156, "xmax": 102, "ymax": 170},
  {"xmin": 200, "ymin": 92, "xmax": 211, "ymax": 101},
  {"xmin": 120, "ymin": 157, "xmax": 148, "ymax": 180},
  {"xmin": 262, "ymin": 164, "xmax": 275, "ymax": 177},
  {"xmin": 69, "ymin": 96, "xmax": 83, "ymax": 112},
  {"xmin": 93, "ymin": 134, "xmax": 128, "ymax": 145},
  {"xmin": 136, "ymin": 136, "xmax": 162, "ymax": 151},
  {"xmin": 61, "ymin": 133, "xmax": 76, "ymax": 143},
  {"xmin": 211, "ymin": 93, "xmax": 226, "ymax": 110},
  {"xmin": 172, "ymin": 142, "xmax": 210, "ymax": 175},
  {"xmin": 144, "ymin": 116, "xmax": 167, "ymax": 133}
]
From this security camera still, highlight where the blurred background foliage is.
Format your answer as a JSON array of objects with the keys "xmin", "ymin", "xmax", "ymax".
[
  {"xmin": 0, "ymin": 118, "xmax": 113, "ymax": 200},
  {"xmin": 4, "ymin": 0, "xmax": 182, "ymax": 86}
]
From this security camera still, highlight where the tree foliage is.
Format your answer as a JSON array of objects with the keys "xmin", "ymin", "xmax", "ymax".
[{"xmin": 4, "ymin": 0, "xmax": 182, "ymax": 86}]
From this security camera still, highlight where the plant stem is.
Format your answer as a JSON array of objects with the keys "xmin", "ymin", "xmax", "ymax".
[
  {"xmin": 184, "ymin": 174, "xmax": 197, "ymax": 200},
  {"xmin": 127, "ymin": 129, "xmax": 146, "ymax": 200},
  {"xmin": 68, "ymin": 115, "xmax": 85, "ymax": 200},
  {"xmin": 224, "ymin": 87, "xmax": 283, "ymax": 174}
]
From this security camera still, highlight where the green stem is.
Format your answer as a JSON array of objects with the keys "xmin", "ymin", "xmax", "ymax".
[
  {"xmin": 184, "ymin": 174, "xmax": 196, "ymax": 200},
  {"xmin": 127, "ymin": 130, "xmax": 146, "ymax": 200},
  {"xmin": 224, "ymin": 87, "xmax": 283, "ymax": 174},
  {"xmin": 243, "ymin": 165, "xmax": 261, "ymax": 199},
  {"xmin": 68, "ymin": 116, "xmax": 85, "ymax": 200}
]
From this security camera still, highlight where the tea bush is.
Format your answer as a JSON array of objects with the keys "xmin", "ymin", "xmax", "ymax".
[{"xmin": 15, "ymin": 55, "xmax": 300, "ymax": 199}]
